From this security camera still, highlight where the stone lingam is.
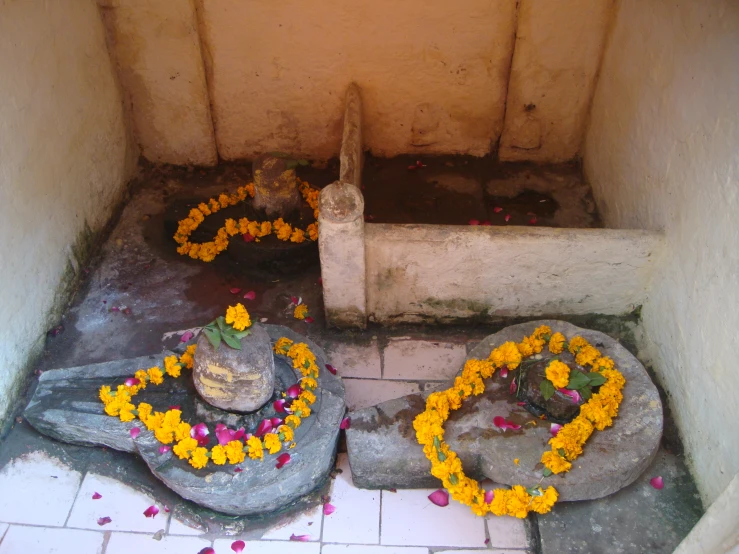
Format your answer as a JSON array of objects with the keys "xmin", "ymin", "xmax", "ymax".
[{"xmin": 24, "ymin": 324, "xmax": 345, "ymax": 516}]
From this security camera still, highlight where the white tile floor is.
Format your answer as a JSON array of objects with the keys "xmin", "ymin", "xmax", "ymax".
[{"xmin": 0, "ymin": 341, "xmax": 532, "ymax": 553}]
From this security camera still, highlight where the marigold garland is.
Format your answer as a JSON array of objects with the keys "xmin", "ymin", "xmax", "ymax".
[
  {"xmin": 98, "ymin": 337, "xmax": 322, "ymax": 471},
  {"xmin": 413, "ymin": 325, "xmax": 626, "ymax": 518},
  {"xmin": 174, "ymin": 179, "xmax": 320, "ymax": 262}
]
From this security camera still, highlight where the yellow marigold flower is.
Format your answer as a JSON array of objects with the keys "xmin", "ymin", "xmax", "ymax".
[
  {"xmin": 246, "ymin": 221, "xmax": 260, "ymax": 237},
  {"xmin": 299, "ymin": 390, "xmax": 316, "ymax": 405},
  {"xmin": 119, "ymin": 405, "xmax": 136, "ymax": 422},
  {"xmin": 247, "ymin": 436, "xmax": 264, "ymax": 460},
  {"xmin": 291, "ymin": 399, "xmax": 311, "ymax": 417},
  {"xmin": 285, "ymin": 415, "xmax": 302, "ymax": 429},
  {"xmin": 164, "ymin": 355, "xmax": 181, "ymax": 378},
  {"xmin": 490, "ymin": 488, "xmax": 510, "ymax": 516},
  {"xmin": 276, "ymin": 221, "xmax": 292, "ymax": 240},
  {"xmin": 580, "ymin": 398, "xmax": 614, "ymax": 430},
  {"xmin": 568, "ymin": 336, "xmax": 589, "ymax": 354},
  {"xmin": 263, "ymin": 433, "xmax": 282, "ymax": 454},
  {"xmin": 224, "ymin": 218, "xmax": 239, "ymax": 236},
  {"xmin": 290, "ymin": 228, "xmax": 306, "ymax": 243},
  {"xmin": 307, "ymin": 223, "xmax": 318, "ymax": 241},
  {"xmin": 517, "ymin": 339, "xmax": 533, "ymax": 357},
  {"xmin": 173, "ymin": 437, "xmax": 198, "ymax": 460},
  {"xmin": 137, "ymin": 402, "xmax": 153, "ymax": 422},
  {"xmin": 293, "ymin": 304, "xmax": 309, "ymax": 320},
  {"xmin": 198, "ymin": 202, "xmax": 211, "ymax": 216},
  {"xmin": 135, "ymin": 369, "xmax": 148, "ymax": 387},
  {"xmin": 541, "ymin": 450, "xmax": 572, "ymax": 474},
  {"xmin": 506, "ymin": 485, "xmax": 532, "ymax": 519},
  {"xmin": 225, "ymin": 303, "xmax": 252, "ymax": 331},
  {"xmin": 188, "ymin": 243, "xmax": 201, "ymax": 259},
  {"xmin": 189, "ymin": 447, "xmax": 209, "ymax": 469},
  {"xmin": 545, "ymin": 360, "xmax": 570, "ymax": 389},
  {"xmin": 530, "ymin": 486, "xmax": 558, "ymax": 514},
  {"xmin": 549, "ymin": 332, "xmax": 566, "ymax": 354},
  {"xmin": 602, "ymin": 368, "xmax": 626, "ymax": 389},
  {"xmin": 225, "ymin": 440, "xmax": 246, "ymax": 464},
  {"xmin": 274, "ymin": 337, "xmax": 294, "ymax": 354},
  {"xmin": 218, "ymin": 193, "xmax": 231, "ymax": 208},
  {"xmin": 489, "ymin": 341, "xmax": 522, "ymax": 369},
  {"xmin": 148, "ymin": 366, "xmax": 164, "ymax": 386},
  {"xmin": 144, "ymin": 411, "xmax": 165, "ymax": 432},
  {"xmin": 575, "ymin": 345, "xmax": 600, "ymax": 367},
  {"xmin": 177, "ymin": 243, "xmax": 191, "ymax": 255},
  {"xmin": 99, "ymin": 385, "xmax": 114, "ymax": 404},
  {"xmin": 211, "ymin": 445, "xmax": 227, "ymax": 465},
  {"xmin": 180, "ymin": 344, "xmax": 197, "ymax": 369},
  {"xmin": 259, "ymin": 221, "xmax": 272, "ymax": 236},
  {"xmin": 199, "ymin": 242, "xmax": 218, "ymax": 261},
  {"xmin": 550, "ymin": 416, "xmax": 593, "ymax": 460},
  {"xmin": 533, "ymin": 325, "xmax": 552, "ymax": 340},
  {"xmin": 301, "ymin": 376, "xmax": 318, "ymax": 390},
  {"xmin": 155, "ymin": 425, "xmax": 175, "ymax": 444},
  {"xmin": 238, "ymin": 217, "xmax": 250, "ymax": 234},
  {"xmin": 277, "ymin": 425, "xmax": 294, "ymax": 442},
  {"xmin": 592, "ymin": 356, "xmax": 615, "ymax": 372},
  {"xmin": 174, "ymin": 422, "xmax": 191, "ymax": 441}
]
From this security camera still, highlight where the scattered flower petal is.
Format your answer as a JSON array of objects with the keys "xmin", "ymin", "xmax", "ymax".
[
  {"xmin": 558, "ymin": 388, "xmax": 582, "ymax": 403},
  {"xmin": 163, "ymin": 505, "xmax": 170, "ymax": 513},
  {"xmin": 169, "ymin": 405, "xmax": 181, "ymax": 411},
  {"xmin": 130, "ymin": 427, "xmax": 140, "ymax": 439},
  {"xmin": 124, "ymin": 377, "xmax": 140, "ymax": 387},
  {"xmin": 92, "ymin": 492, "xmax": 102, "ymax": 500},
  {"xmin": 416, "ymin": 160, "xmax": 426, "ymax": 168},
  {"xmin": 255, "ymin": 419, "xmax": 273, "ymax": 437},
  {"xmin": 468, "ymin": 219, "xmax": 480, "ymax": 226},
  {"xmin": 198, "ymin": 549, "xmax": 215, "ymax": 554},
  {"xmin": 481, "ymin": 221, "xmax": 491, "ymax": 226},
  {"xmin": 276, "ymin": 453, "xmax": 291, "ymax": 469},
  {"xmin": 111, "ymin": 306, "xmax": 120, "ymax": 312},
  {"xmin": 159, "ymin": 445, "xmax": 171, "ymax": 454},
  {"xmin": 305, "ymin": 316, "xmax": 314, "ymax": 324},
  {"xmin": 97, "ymin": 516, "xmax": 112, "ymax": 526},
  {"xmin": 428, "ymin": 489, "xmax": 449, "ymax": 507},
  {"xmin": 514, "ymin": 458, "xmax": 520, "ymax": 465},
  {"xmin": 190, "ymin": 422, "xmax": 210, "ymax": 439},
  {"xmin": 529, "ymin": 217, "xmax": 537, "ymax": 225},
  {"xmin": 290, "ymin": 534, "xmax": 310, "ymax": 542},
  {"xmin": 291, "ymin": 296, "xmax": 299, "ymax": 305},
  {"xmin": 500, "ymin": 367, "xmax": 509, "ymax": 379},
  {"xmin": 484, "ymin": 489, "xmax": 495, "ymax": 504},
  {"xmin": 323, "ymin": 503, "xmax": 336, "ymax": 516},
  {"xmin": 550, "ymin": 423, "xmax": 562, "ymax": 437},
  {"xmin": 510, "ymin": 379, "xmax": 517, "ymax": 395},
  {"xmin": 243, "ymin": 233, "xmax": 255, "ymax": 243},
  {"xmin": 407, "ymin": 165, "xmax": 418, "ymax": 170},
  {"xmin": 143, "ymin": 505, "xmax": 160, "ymax": 518},
  {"xmin": 326, "ymin": 364, "xmax": 337, "ymax": 375},
  {"xmin": 650, "ymin": 476, "xmax": 664, "ymax": 490},
  {"xmin": 270, "ymin": 417, "xmax": 283, "ymax": 427},
  {"xmin": 234, "ymin": 467, "xmax": 243, "ymax": 473},
  {"xmin": 260, "ymin": 317, "xmax": 268, "ymax": 323},
  {"xmin": 493, "ymin": 416, "xmax": 522, "ymax": 431},
  {"xmin": 340, "ymin": 417, "xmax": 351, "ymax": 430},
  {"xmin": 231, "ymin": 540, "xmax": 246, "ymax": 553},
  {"xmin": 274, "ymin": 399, "xmax": 287, "ymax": 413},
  {"xmin": 505, "ymin": 214, "xmax": 511, "ymax": 222},
  {"xmin": 230, "ymin": 287, "xmax": 242, "ymax": 294},
  {"xmin": 516, "ymin": 401, "xmax": 526, "ymax": 406},
  {"xmin": 180, "ymin": 331, "xmax": 194, "ymax": 343},
  {"xmin": 493, "ymin": 206, "xmax": 503, "ymax": 213},
  {"xmin": 243, "ymin": 290, "xmax": 256, "ymax": 300},
  {"xmin": 286, "ymin": 384, "xmax": 302, "ymax": 398}
]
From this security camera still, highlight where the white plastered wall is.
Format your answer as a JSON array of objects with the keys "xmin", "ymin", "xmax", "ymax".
[
  {"xmin": 584, "ymin": 0, "xmax": 739, "ymax": 505},
  {"xmin": 0, "ymin": 0, "xmax": 136, "ymax": 424}
]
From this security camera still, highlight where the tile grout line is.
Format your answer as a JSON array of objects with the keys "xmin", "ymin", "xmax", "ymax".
[
  {"xmin": 378, "ymin": 489, "xmax": 383, "ymax": 546},
  {"xmin": 0, "ymin": 523, "xmax": 8, "ymax": 547},
  {"xmin": 63, "ymin": 470, "xmax": 87, "ymax": 528}
]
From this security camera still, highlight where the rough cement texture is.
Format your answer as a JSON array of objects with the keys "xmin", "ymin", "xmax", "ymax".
[
  {"xmin": 365, "ymin": 224, "xmax": 663, "ymax": 324},
  {"xmin": 538, "ymin": 450, "xmax": 703, "ymax": 554},
  {"xmin": 499, "ymin": 0, "xmax": 614, "ymax": 162},
  {"xmin": 318, "ymin": 183, "xmax": 367, "ymax": 329},
  {"xmin": 252, "ymin": 155, "xmax": 302, "ymax": 217},
  {"xmin": 584, "ymin": 0, "xmax": 739, "ymax": 506},
  {"xmin": 24, "ymin": 325, "xmax": 346, "ymax": 516},
  {"xmin": 192, "ymin": 324, "xmax": 275, "ymax": 412},
  {"xmin": 346, "ymin": 321, "xmax": 663, "ymax": 501}
]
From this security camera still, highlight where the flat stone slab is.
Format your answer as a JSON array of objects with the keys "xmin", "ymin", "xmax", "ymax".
[
  {"xmin": 345, "ymin": 320, "xmax": 662, "ymax": 501},
  {"xmin": 25, "ymin": 325, "xmax": 345, "ymax": 516}
]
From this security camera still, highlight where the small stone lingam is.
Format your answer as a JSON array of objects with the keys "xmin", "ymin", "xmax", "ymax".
[{"xmin": 192, "ymin": 323, "xmax": 275, "ymax": 413}]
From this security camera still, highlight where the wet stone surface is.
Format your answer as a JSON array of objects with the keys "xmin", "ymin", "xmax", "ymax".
[
  {"xmin": 24, "ymin": 325, "xmax": 346, "ymax": 516},
  {"xmin": 345, "ymin": 320, "xmax": 663, "ymax": 502}
]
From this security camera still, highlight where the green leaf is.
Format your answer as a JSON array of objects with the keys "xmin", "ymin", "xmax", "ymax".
[
  {"xmin": 203, "ymin": 327, "xmax": 221, "ymax": 350},
  {"xmin": 450, "ymin": 474, "xmax": 459, "ymax": 485},
  {"xmin": 297, "ymin": 159, "xmax": 310, "ymax": 166},
  {"xmin": 216, "ymin": 316, "xmax": 226, "ymax": 331},
  {"xmin": 433, "ymin": 436, "xmax": 441, "ymax": 450},
  {"xmin": 233, "ymin": 330, "xmax": 251, "ymax": 339},
  {"xmin": 437, "ymin": 451, "xmax": 447, "ymax": 462},
  {"xmin": 587, "ymin": 372, "xmax": 607, "ymax": 386},
  {"xmin": 557, "ymin": 448, "xmax": 566, "ymax": 458},
  {"xmin": 566, "ymin": 372, "xmax": 590, "ymax": 390},
  {"xmin": 540, "ymin": 380, "xmax": 556, "ymax": 400},
  {"xmin": 580, "ymin": 386, "xmax": 592, "ymax": 400},
  {"xmin": 542, "ymin": 468, "xmax": 553, "ymax": 477},
  {"xmin": 222, "ymin": 333, "xmax": 242, "ymax": 350},
  {"xmin": 526, "ymin": 486, "xmax": 543, "ymax": 496}
]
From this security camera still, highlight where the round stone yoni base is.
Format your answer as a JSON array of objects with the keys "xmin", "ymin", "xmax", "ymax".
[{"xmin": 192, "ymin": 323, "xmax": 275, "ymax": 413}]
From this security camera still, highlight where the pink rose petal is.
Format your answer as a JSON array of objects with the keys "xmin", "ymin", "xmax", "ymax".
[
  {"xmin": 504, "ymin": 214, "xmax": 511, "ymax": 222},
  {"xmin": 111, "ymin": 306, "xmax": 120, "ymax": 312},
  {"xmin": 286, "ymin": 384, "xmax": 302, "ymax": 399},
  {"xmin": 234, "ymin": 467, "xmax": 243, "ymax": 473},
  {"xmin": 650, "ymin": 476, "xmax": 664, "ymax": 490},
  {"xmin": 291, "ymin": 296, "xmax": 299, "ymax": 305},
  {"xmin": 243, "ymin": 290, "xmax": 256, "ymax": 300},
  {"xmin": 231, "ymin": 540, "xmax": 246, "ymax": 553},
  {"xmin": 143, "ymin": 505, "xmax": 159, "ymax": 518},
  {"xmin": 198, "ymin": 549, "xmax": 215, "ymax": 554},
  {"xmin": 500, "ymin": 367, "xmax": 509, "ymax": 379},
  {"xmin": 97, "ymin": 516, "xmax": 112, "ymax": 526},
  {"xmin": 124, "ymin": 377, "xmax": 140, "ymax": 387},
  {"xmin": 493, "ymin": 416, "xmax": 521, "ymax": 431},
  {"xmin": 408, "ymin": 164, "xmax": 418, "ymax": 170},
  {"xmin": 493, "ymin": 206, "xmax": 503, "ymax": 213},
  {"xmin": 558, "ymin": 388, "xmax": 582, "ymax": 403},
  {"xmin": 130, "ymin": 427, "xmax": 140, "ymax": 439},
  {"xmin": 255, "ymin": 419, "xmax": 273, "ymax": 437},
  {"xmin": 190, "ymin": 422, "xmax": 210, "ymax": 439},
  {"xmin": 290, "ymin": 534, "xmax": 310, "ymax": 542},
  {"xmin": 529, "ymin": 217, "xmax": 537, "ymax": 225},
  {"xmin": 305, "ymin": 316, "xmax": 314, "ymax": 324},
  {"xmin": 230, "ymin": 287, "xmax": 241, "ymax": 294},
  {"xmin": 276, "ymin": 453, "xmax": 291, "ymax": 469},
  {"xmin": 326, "ymin": 364, "xmax": 337, "ymax": 375},
  {"xmin": 509, "ymin": 379, "xmax": 517, "ymax": 394},
  {"xmin": 550, "ymin": 423, "xmax": 562, "ymax": 437},
  {"xmin": 243, "ymin": 233, "xmax": 255, "ymax": 243},
  {"xmin": 468, "ymin": 219, "xmax": 480, "ymax": 226},
  {"xmin": 163, "ymin": 505, "xmax": 170, "ymax": 513},
  {"xmin": 233, "ymin": 428, "xmax": 246, "ymax": 441},
  {"xmin": 428, "ymin": 489, "xmax": 449, "ymax": 507},
  {"xmin": 159, "ymin": 445, "xmax": 171, "ymax": 454},
  {"xmin": 180, "ymin": 331, "xmax": 194, "ymax": 343},
  {"xmin": 340, "ymin": 416, "xmax": 351, "ymax": 430},
  {"xmin": 92, "ymin": 492, "xmax": 102, "ymax": 500},
  {"xmin": 484, "ymin": 489, "xmax": 495, "ymax": 504},
  {"xmin": 169, "ymin": 405, "xmax": 181, "ymax": 411},
  {"xmin": 323, "ymin": 503, "xmax": 336, "ymax": 516},
  {"xmin": 481, "ymin": 221, "xmax": 491, "ymax": 226},
  {"xmin": 274, "ymin": 399, "xmax": 287, "ymax": 413},
  {"xmin": 270, "ymin": 417, "xmax": 283, "ymax": 427}
]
